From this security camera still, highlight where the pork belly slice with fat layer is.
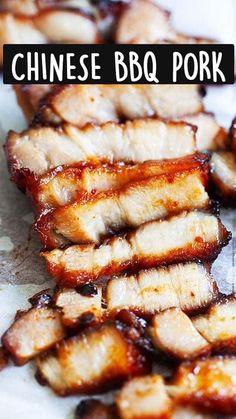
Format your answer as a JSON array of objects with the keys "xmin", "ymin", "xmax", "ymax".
[
  {"xmin": 1, "ymin": 306, "xmax": 65, "ymax": 365},
  {"xmin": 0, "ymin": 8, "xmax": 99, "ymax": 65},
  {"xmin": 117, "ymin": 359, "xmax": 233, "ymax": 419},
  {"xmin": 106, "ymin": 263, "xmax": 217, "ymax": 317},
  {"xmin": 30, "ymin": 154, "xmax": 208, "ymax": 211},
  {"xmin": 6, "ymin": 118, "xmax": 196, "ymax": 185},
  {"xmin": 180, "ymin": 112, "xmax": 228, "ymax": 151},
  {"xmin": 192, "ymin": 295, "xmax": 236, "ymax": 352},
  {"xmin": 54, "ymin": 285, "xmax": 104, "ymax": 327},
  {"xmin": 210, "ymin": 151, "xmax": 236, "ymax": 203},
  {"xmin": 42, "ymin": 211, "xmax": 230, "ymax": 286},
  {"xmin": 55, "ymin": 263, "xmax": 217, "ymax": 325},
  {"xmin": 149, "ymin": 308, "xmax": 210, "ymax": 361},
  {"xmin": 170, "ymin": 357, "xmax": 236, "ymax": 415},
  {"xmin": 115, "ymin": 0, "xmax": 215, "ymax": 45},
  {"xmin": 116, "ymin": 375, "xmax": 171, "ymax": 419},
  {"xmin": 36, "ymin": 165, "xmax": 209, "ymax": 247},
  {"xmin": 36, "ymin": 323, "xmax": 149, "ymax": 396},
  {"xmin": 36, "ymin": 84, "xmax": 203, "ymax": 126},
  {"xmin": 13, "ymin": 84, "xmax": 53, "ymax": 121}
]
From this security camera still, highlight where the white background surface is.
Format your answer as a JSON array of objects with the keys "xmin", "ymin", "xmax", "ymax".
[{"xmin": 0, "ymin": 1, "xmax": 235, "ymax": 418}]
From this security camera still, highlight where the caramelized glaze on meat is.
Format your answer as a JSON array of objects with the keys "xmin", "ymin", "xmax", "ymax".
[{"xmin": 41, "ymin": 211, "xmax": 230, "ymax": 286}]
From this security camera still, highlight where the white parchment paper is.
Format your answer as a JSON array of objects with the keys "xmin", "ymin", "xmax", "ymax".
[{"xmin": 0, "ymin": 1, "xmax": 235, "ymax": 418}]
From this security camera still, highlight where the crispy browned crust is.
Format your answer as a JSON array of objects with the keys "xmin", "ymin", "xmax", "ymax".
[
  {"xmin": 41, "ymin": 212, "xmax": 231, "ymax": 287},
  {"xmin": 172, "ymin": 356, "xmax": 236, "ymax": 415},
  {"xmin": 35, "ymin": 162, "xmax": 210, "ymax": 248},
  {"xmin": 74, "ymin": 399, "xmax": 117, "ymax": 419},
  {"xmin": 29, "ymin": 153, "xmax": 209, "ymax": 212},
  {"xmin": 0, "ymin": 346, "xmax": 8, "ymax": 371},
  {"xmin": 36, "ymin": 322, "xmax": 150, "ymax": 395},
  {"xmin": 230, "ymin": 116, "xmax": 236, "ymax": 153}
]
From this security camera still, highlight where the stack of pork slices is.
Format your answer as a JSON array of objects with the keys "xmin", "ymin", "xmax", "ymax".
[{"xmin": 2, "ymin": 1, "xmax": 236, "ymax": 418}]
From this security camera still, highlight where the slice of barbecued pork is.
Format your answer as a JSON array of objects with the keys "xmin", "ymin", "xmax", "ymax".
[
  {"xmin": 115, "ymin": 0, "xmax": 215, "ymax": 45},
  {"xmin": 170, "ymin": 357, "xmax": 236, "ymax": 415},
  {"xmin": 35, "ymin": 84, "xmax": 203, "ymax": 127},
  {"xmin": 29, "ymin": 154, "xmax": 209, "ymax": 211},
  {"xmin": 36, "ymin": 163, "xmax": 209, "ymax": 247},
  {"xmin": 180, "ymin": 112, "xmax": 228, "ymax": 151},
  {"xmin": 192, "ymin": 295, "xmax": 236, "ymax": 353},
  {"xmin": 13, "ymin": 84, "xmax": 53, "ymax": 121},
  {"xmin": 116, "ymin": 375, "xmax": 171, "ymax": 419},
  {"xmin": 149, "ymin": 308, "xmax": 210, "ymax": 361},
  {"xmin": 106, "ymin": 263, "xmax": 217, "ymax": 317},
  {"xmin": 117, "ymin": 362, "xmax": 231, "ymax": 419},
  {"xmin": 54, "ymin": 285, "xmax": 104, "ymax": 327},
  {"xmin": 0, "ymin": 8, "xmax": 99, "ymax": 66},
  {"xmin": 210, "ymin": 151, "xmax": 236, "ymax": 203},
  {"xmin": 6, "ymin": 118, "xmax": 197, "ymax": 188},
  {"xmin": 36, "ymin": 322, "xmax": 150, "ymax": 395},
  {"xmin": 55, "ymin": 263, "xmax": 217, "ymax": 326},
  {"xmin": 41, "ymin": 211, "xmax": 230, "ymax": 286},
  {"xmin": 1, "ymin": 306, "xmax": 65, "ymax": 365},
  {"xmin": 0, "ymin": 0, "xmax": 39, "ymax": 15}
]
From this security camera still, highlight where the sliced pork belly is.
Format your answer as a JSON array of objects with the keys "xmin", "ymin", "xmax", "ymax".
[
  {"xmin": 1, "ymin": 306, "xmax": 65, "ymax": 365},
  {"xmin": 193, "ymin": 295, "xmax": 236, "ymax": 353},
  {"xmin": 210, "ymin": 151, "xmax": 236, "ymax": 203},
  {"xmin": 54, "ymin": 286, "xmax": 103, "ymax": 327},
  {"xmin": 106, "ymin": 263, "xmax": 216, "ymax": 316},
  {"xmin": 115, "ymin": 0, "xmax": 215, "ymax": 44},
  {"xmin": 0, "ymin": 12, "xmax": 46, "ymax": 65},
  {"xmin": 182, "ymin": 112, "xmax": 228, "ymax": 151},
  {"xmin": 116, "ymin": 375, "xmax": 171, "ymax": 419},
  {"xmin": 30, "ymin": 154, "xmax": 208, "ymax": 211},
  {"xmin": 149, "ymin": 308, "xmax": 210, "ymax": 361},
  {"xmin": 33, "ymin": 8, "xmax": 99, "ymax": 43},
  {"xmin": 53, "ymin": 263, "xmax": 216, "ymax": 325},
  {"xmin": 42, "ymin": 211, "xmax": 230, "ymax": 286},
  {"xmin": 0, "ymin": 0, "xmax": 38, "ymax": 15},
  {"xmin": 6, "ymin": 119, "xmax": 197, "ymax": 185},
  {"xmin": 0, "ymin": 8, "xmax": 99, "ymax": 66},
  {"xmin": 171, "ymin": 357, "xmax": 236, "ymax": 415},
  {"xmin": 36, "ymin": 323, "xmax": 149, "ymax": 395},
  {"xmin": 13, "ymin": 84, "xmax": 53, "ymax": 121},
  {"xmin": 37, "ymin": 166, "xmax": 209, "ymax": 247},
  {"xmin": 36, "ymin": 84, "xmax": 203, "ymax": 126}
]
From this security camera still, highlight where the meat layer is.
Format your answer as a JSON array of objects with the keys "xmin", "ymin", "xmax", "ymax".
[
  {"xmin": 55, "ymin": 263, "xmax": 217, "ymax": 326},
  {"xmin": 36, "ymin": 165, "xmax": 209, "ymax": 247},
  {"xmin": 36, "ymin": 323, "xmax": 149, "ymax": 395},
  {"xmin": 0, "ymin": 8, "xmax": 99, "ymax": 65},
  {"xmin": 42, "ymin": 211, "xmax": 230, "ymax": 286},
  {"xmin": 30, "ymin": 154, "xmax": 208, "ymax": 211},
  {"xmin": 210, "ymin": 151, "xmax": 236, "ymax": 203},
  {"xmin": 115, "ymin": 0, "xmax": 215, "ymax": 45},
  {"xmin": 149, "ymin": 308, "xmax": 210, "ymax": 361},
  {"xmin": 2, "ymin": 306, "xmax": 65, "ymax": 365},
  {"xmin": 36, "ymin": 84, "xmax": 203, "ymax": 126},
  {"xmin": 171, "ymin": 357, "xmax": 236, "ymax": 415},
  {"xmin": 6, "ymin": 118, "xmax": 197, "ymax": 186}
]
